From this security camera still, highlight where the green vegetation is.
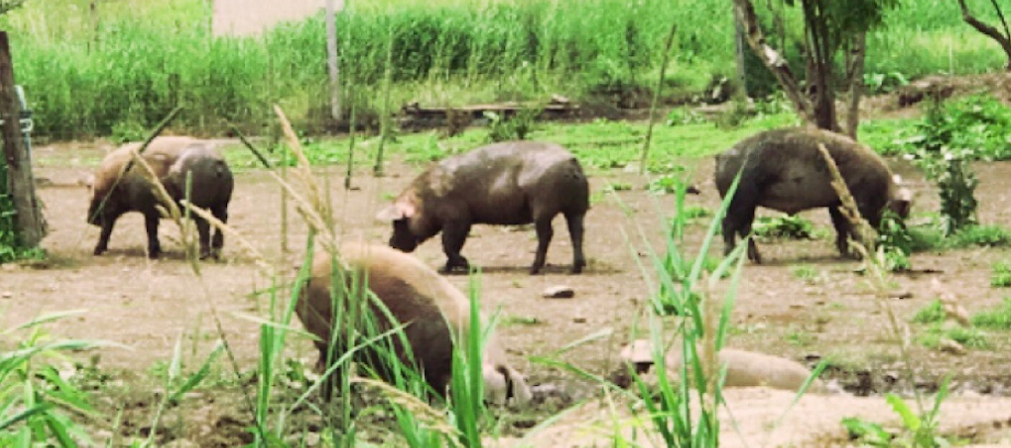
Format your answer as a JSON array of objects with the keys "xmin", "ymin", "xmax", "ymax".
[
  {"xmin": 912, "ymin": 300, "xmax": 946, "ymax": 324},
  {"xmin": 791, "ymin": 264, "xmax": 819, "ymax": 282},
  {"xmin": 917, "ymin": 324, "xmax": 989, "ymax": 350},
  {"xmin": 992, "ymin": 262, "xmax": 1011, "ymax": 288},
  {"xmin": 971, "ymin": 298, "xmax": 1011, "ymax": 329},
  {"xmin": 3, "ymin": 0, "xmax": 1010, "ymax": 141},
  {"xmin": 843, "ymin": 378, "xmax": 952, "ymax": 448},
  {"xmin": 752, "ymin": 215, "xmax": 815, "ymax": 240},
  {"xmin": 0, "ymin": 312, "xmax": 105, "ymax": 446},
  {"xmin": 225, "ymin": 112, "xmax": 799, "ymax": 172},
  {"xmin": 882, "ymin": 94, "xmax": 1011, "ymax": 161},
  {"xmin": 911, "ymin": 300, "xmax": 990, "ymax": 350}
]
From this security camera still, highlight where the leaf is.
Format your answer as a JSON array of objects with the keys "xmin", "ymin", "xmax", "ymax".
[
  {"xmin": 168, "ymin": 342, "xmax": 226, "ymax": 403},
  {"xmin": 885, "ymin": 393, "xmax": 921, "ymax": 432}
]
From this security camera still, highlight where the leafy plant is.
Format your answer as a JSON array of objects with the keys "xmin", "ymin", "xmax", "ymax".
[
  {"xmin": 791, "ymin": 264, "xmax": 819, "ymax": 282},
  {"xmin": 843, "ymin": 378, "xmax": 952, "ymax": 448},
  {"xmin": 992, "ymin": 262, "xmax": 1011, "ymax": 288},
  {"xmin": 752, "ymin": 215, "xmax": 815, "ymax": 240},
  {"xmin": 971, "ymin": 298, "xmax": 1011, "ymax": 329},
  {"xmin": 949, "ymin": 225, "xmax": 1011, "ymax": 248},
  {"xmin": 917, "ymin": 324, "xmax": 988, "ymax": 350},
  {"xmin": 0, "ymin": 311, "xmax": 105, "ymax": 447},
  {"xmin": 665, "ymin": 107, "xmax": 707, "ymax": 126},
  {"xmin": 863, "ymin": 71, "xmax": 909, "ymax": 94},
  {"xmin": 485, "ymin": 107, "xmax": 541, "ymax": 143},
  {"xmin": 912, "ymin": 300, "xmax": 946, "ymax": 324},
  {"xmin": 876, "ymin": 210, "xmax": 913, "ymax": 271},
  {"xmin": 110, "ymin": 119, "xmax": 147, "ymax": 144}
]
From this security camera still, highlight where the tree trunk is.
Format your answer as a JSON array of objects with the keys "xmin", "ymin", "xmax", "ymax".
[
  {"xmin": 802, "ymin": 0, "xmax": 839, "ymax": 132},
  {"xmin": 731, "ymin": 0, "xmax": 816, "ymax": 125},
  {"xmin": 844, "ymin": 31, "xmax": 867, "ymax": 139},
  {"xmin": 957, "ymin": 0, "xmax": 1011, "ymax": 70},
  {"xmin": 326, "ymin": 0, "xmax": 342, "ymax": 121},
  {"xmin": 733, "ymin": 13, "xmax": 750, "ymax": 98},
  {"xmin": 0, "ymin": 31, "xmax": 45, "ymax": 248}
]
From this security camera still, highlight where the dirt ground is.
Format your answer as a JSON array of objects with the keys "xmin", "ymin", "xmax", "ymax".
[{"xmin": 4, "ymin": 134, "xmax": 1011, "ymax": 446}]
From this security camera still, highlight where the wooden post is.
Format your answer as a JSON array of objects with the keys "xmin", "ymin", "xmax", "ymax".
[
  {"xmin": 326, "ymin": 0, "xmax": 342, "ymax": 121},
  {"xmin": 0, "ymin": 31, "xmax": 45, "ymax": 248}
]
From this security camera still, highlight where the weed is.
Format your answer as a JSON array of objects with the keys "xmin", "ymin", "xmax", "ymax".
[
  {"xmin": 876, "ymin": 210, "xmax": 913, "ymax": 272},
  {"xmin": 971, "ymin": 298, "xmax": 1011, "ymax": 329},
  {"xmin": 110, "ymin": 119, "xmax": 147, "ymax": 144},
  {"xmin": 500, "ymin": 315, "xmax": 543, "ymax": 327},
  {"xmin": 843, "ymin": 377, "xmax": 952, "ymax": 448},
  {"xmin": 485, "ymin": 107, "xmax": 541, "ymax": 143},
  {"xmin": 752, "ymin": 214, "xmax": 815, "ymax": 240},
  {"xmin": 665, "ymin": 107, "xmax": 707, "ymax": 126},
  {"xmin": 863, "ymin": 71, "xmax": 909, "ymax": 95},
  {"xmin": 0, "ymin": 311, "xmax": 106, "ymax": 446},
  {"xmin": 992, "ymin": 262, "xmax": 1011, "ymax": 288},
  {"xmin": 791, "ymin": 264, "xmax": 819, "ymax": 282},
  {"xmin": 604, "ymin": 182, "xmax": 633, "ymax": 192},
  {"xmin": 684, "ymin": 205, "xmax": 711, "ymax": 218},
  {"xmin": 950, "ymin": 225, "xmax": 1011, "ymax": 248},
  {"xmin": 786, "ymin": 330, "xmax": 814, "ymax": 347},
  {"xmin": 912, "ymin": 300, "xmax": 946, "ymax": 324},
  {"xmin": 917, "ymin": 324, "xmax": 989, "ymax": 350}
]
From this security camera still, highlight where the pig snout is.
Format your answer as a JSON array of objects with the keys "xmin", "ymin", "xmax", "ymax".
[{"xmin": 389, "ymin": 220, "xmax": 421, "ymax": 252}]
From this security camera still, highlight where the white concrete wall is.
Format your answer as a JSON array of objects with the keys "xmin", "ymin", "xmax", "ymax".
[{"xmin": 212, "ymin": 0, "xmax": 344, "ymax": 37}]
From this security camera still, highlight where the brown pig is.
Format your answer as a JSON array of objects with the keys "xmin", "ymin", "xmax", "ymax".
[
  {"xmin": 376, "ymin": 141, "xmax": 589, "ymax": 275},
  {"xmin": 296, "ymin": 241, "xmax": 533, "ymax": 405},
  {"xmin": 620, "ymin": 339, "xmax": 829, "ymax": 393},
  {"xmin": 86, "ymin": 136, "xmax": 234, "ymax": 259},
  {"xmin": 714, "ymin": 127, "xmax": 912, "ymax": 263}
]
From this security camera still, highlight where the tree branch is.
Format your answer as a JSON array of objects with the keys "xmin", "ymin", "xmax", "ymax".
[
  {"xmin": 732, "ymin": 0, "xmax": 816, "ymax": 124},
  {"xmin": 957, "ymin": 0, "xmax": 1011, "ymax": 69}
]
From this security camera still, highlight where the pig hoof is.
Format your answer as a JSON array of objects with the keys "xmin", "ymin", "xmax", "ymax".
[
  {"xmin": 148, "ymin": 250, "xmax": 161, "ymax": 260},
  {"xmin": 93, "ymin": 247, "xmax": 106, "ymax": 256},
  {"xmin": 529, "ymin": 266, "xmax": 542, "ymax": 275},
  {"xmin": 570, "ymin": 265, "xmax": 583, "ymax": 275}
]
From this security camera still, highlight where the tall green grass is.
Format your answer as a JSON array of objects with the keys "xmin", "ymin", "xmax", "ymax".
[{"xmin": 4, "ymin": 0, "xmax": 1008, "ymax": 141}]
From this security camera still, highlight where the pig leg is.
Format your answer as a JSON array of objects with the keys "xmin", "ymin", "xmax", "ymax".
[
  {"xmin": 144, "ymin": 212, "xmax": 162, "ymax": 259},
  {"xmin": 531, "ymin": 217, "xmax": 554, "ymax": 275},
  {"xmin": 565, "ymin": 212, "xmax": 586, "ymax": 274},
  {"xmin": 828, "ymin": 206, "xmax": 856, "ymax": 258},
  {"xmin": 440, "ymin": 221, "xmax": 471, "ymax": 274},
  {"xmin": 195, "ymin": 217, "xmax": 212, "ymax": 260},
  {"xmin": 93, "ymin": 217, "xmax": 116, "ymax": 256},
  {"xmin": 723, "ymin": 188, "xmax": 762, "ymax": 263},
  {"xmin": 211, "ymin": 206, "xmax": 228, "ymax": 259}
]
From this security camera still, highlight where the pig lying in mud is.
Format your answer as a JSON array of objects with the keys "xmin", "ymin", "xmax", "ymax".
[
  {"xmin": 620, "ymin": 339, "xmax": 830, "ymax": 393},
  {"xmin": 715, "ymin": 127, "xmax": 912, "ymax": 263},
  {"xmin": 87, "ymin": 136, "xmax": 234, "ymax": 259},
  {"xmin": 376, "ymin": 141, "xmax": 589, "ymax": 275},
  {"xmin": 296, "ymin": 242, "xmax": 533, "ymax": 405}
]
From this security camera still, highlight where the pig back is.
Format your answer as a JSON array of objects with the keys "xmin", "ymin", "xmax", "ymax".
[
  {"xmin": 426, "ymin": 141, "xmax": 585, "ymax": 224},
  {"xmin": 298, "ymin": 243, "xmax": 469, "ymax": 386},
  {"xmin": 716, "ymin": 128, "xmax": 893, "ymax": 215},
  {"xmin": 164, "ymin": 145, "xmax": 234, "ymax": 208}
]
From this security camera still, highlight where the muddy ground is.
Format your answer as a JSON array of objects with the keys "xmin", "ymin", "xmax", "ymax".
[{"xmin": 4, "ymin": 135, "xmax": 1011, "ymax": 446}]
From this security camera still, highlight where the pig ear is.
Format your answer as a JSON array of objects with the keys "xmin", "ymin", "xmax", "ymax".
[{"xmin": 375, "ymin": 200, "xmax": 416, "ymax": 222}]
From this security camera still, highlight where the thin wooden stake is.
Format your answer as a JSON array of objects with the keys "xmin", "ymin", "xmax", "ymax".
[{"xmin": 639, "ymin": 22, "xmax": 678, "ymax": 175}]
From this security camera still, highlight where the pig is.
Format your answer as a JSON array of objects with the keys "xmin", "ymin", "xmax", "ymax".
[
  {"xmin": 87, "ymin": 136, "xmax": 234, "ymax": 260},
  {"xmin": 296, "ymin": 241, "xmax": 533, "ymax": 405},
  {"xmin": 714, "ymin": 127, "xmax": 912, "ymax": 263},
  {"xmin": 376, "ymin": 141, "xmax": 589, "ymax": 275},
  {"xmin": 620, "ymin": 339, "xmax": 829, "ymax": 393}
]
